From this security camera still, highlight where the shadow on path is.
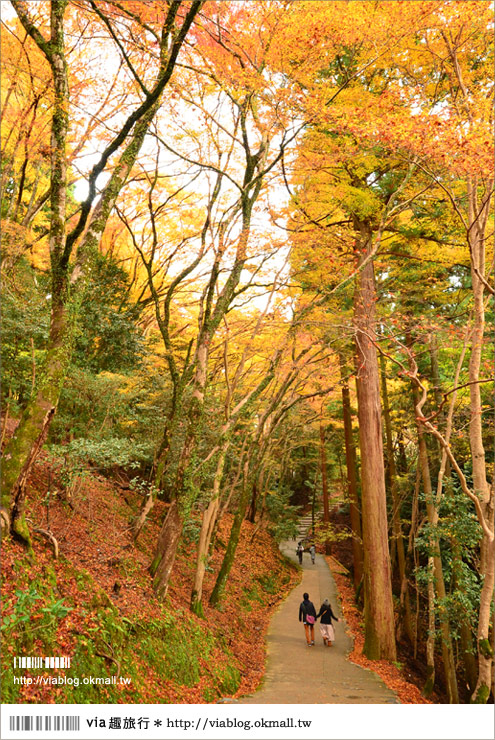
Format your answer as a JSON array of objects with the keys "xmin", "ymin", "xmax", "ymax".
[{"xmin": 239, "ymin": 538, "xmax": 399, "ymax": 704}]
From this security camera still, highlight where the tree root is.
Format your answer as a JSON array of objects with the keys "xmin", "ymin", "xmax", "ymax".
[
  {"xmin": 28, "ymin": 520, "xmax": 59, "ymax": 559},
  {"xmin": 72, "ymin": 631, "xmax": 122, "ymax": 681},
  {"xmin": 95, "ymin": 640, "xmax": 121, "ymax": 681}
]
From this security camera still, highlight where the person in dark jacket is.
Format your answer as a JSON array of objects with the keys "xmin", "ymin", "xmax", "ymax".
[
  {"xmin": 299, "ymin": 592, "xmax": 317, "ymax": 646},
  {"xmin": 296, "ymin": 542, "xmax": 304, "ymax": 565},
  {"xmin": 316, "ymin": 598, "xmax": 339, "ymax": 646}
]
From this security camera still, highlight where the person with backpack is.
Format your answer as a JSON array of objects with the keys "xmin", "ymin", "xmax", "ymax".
[
  {"xmin": 296, "ymin": 541, "xmax": 304, "ymax": 565},
  {"xmin": 309, "ymin": 544, "xmax": 316, "ymax": 564},
  {"xmin": 299, "ymin": 592, "xmax": 317, "ymax": 646},
  {"xmin": 316, "ymin": 598, "xmax": 339, "ymax": 647}
]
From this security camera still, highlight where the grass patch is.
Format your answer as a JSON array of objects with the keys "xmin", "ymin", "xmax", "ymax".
[
  {"xmin": 256, "ymin": 573, "xmax": 278, "ymax": 595},
  {"xmin": 133, "ymin": 611, "xmax": 215, "ymax": 688},
  {"xmin": 240, "ymin": 583, "xmax": 264, "ymax": 610},
  {"xmin": 214, "ymin": 662, "xmax": 241, "ymax": 695}
]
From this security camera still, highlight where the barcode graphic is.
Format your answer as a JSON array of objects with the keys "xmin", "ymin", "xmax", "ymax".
[
  {"xmin": 14, "ymin": 656, "xmax": 71, "ymax": 669},
  {"xmin": 9, "ymin": 716, "xmax": 80, "ymax": 731}
]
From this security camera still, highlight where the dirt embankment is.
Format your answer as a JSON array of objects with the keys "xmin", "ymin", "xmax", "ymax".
[{"xmin": 1, "ymin": 447, "xmax": 299, "ymax": 704}]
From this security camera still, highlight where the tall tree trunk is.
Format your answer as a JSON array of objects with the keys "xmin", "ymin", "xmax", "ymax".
[
  {"xmin": 132, "ymin": 488, "xmax": 155, "ymax": 542},
  {"xmin": 437, "ymin": 326, "xmax": 476, "ymax": 699},
  {"xmin": 246, "ymin": 482, "xmax": 257, "ymax": 524},
  {"xmin": 151, "ymin": 339, "xmax": 208, "ymax": 598},
  {"xmin": 191, "ymin": 441, "xmax": 228, "ymax": 616},
  {"xmin": 209, "ymin": 459, "xmax": 251, "ymax": 607},
  {"xmin": 149, "ymin": 499, "xmax": 184, "ymax": 600},
  {"xmin": 319, "ymin": 418, "xmax": 331, "ymax": 555},
  {"xmin": 216, "ymin": 437, "xmax": 249, "ymax": 528},
  {"xmin": 339, "ymin": 356, "xmax": 363, "ymax": 588},
  {"xmin": 397, "ymin": 465, "xmax": 419, "ymax": 646},
  {"xmin": 467, "ymin": 178, "xmax": 494, "ymax": 703},
  {"xmin": 428, "ymin": 333, "xmax": 446, "ymax": 464},
  {"xmin": 4, "ymin": 303, "xmax": 72, "ymax": 542},
  {"xmin": 411, "ymin": 380, "xmax": 459, "ymax": 703},
  {"xmin": 249, "ymin": 468, "xmax": 273, "ymax": 543},
  {"xmin": 353, "ymin": 219, "xmax": 396, "ymax": 660},
  {"xmin": 397, "ymin": 430, "xmax": 408, "ymax": 475},
  {"xmin": 423, "ymin": 557, "xmax": 436, "ymax": 697},
  {"xmin": 460, "ymin": 621, "xmax": 479, "ymax": 699},
  {"xmin": 379, "ymin": 352, "xmax": 412, "ymax": 641},
  {"xmin": 452, "ymin": 540, "xmax": 478, "ymax": 699},
  {"xmin": 2, "ymin": 0, "xmax": 70, "ymax": 541},
  {"xmin": 153, "ymin": 399, "xmax": 182, "ymax": 494},
  {"xmin": 473, "ymin": 538, "xmax": 494, "ymax": 703},
  {"xmin": 379, "ymin": 352, "xmax": 397, "ymax": 566}
]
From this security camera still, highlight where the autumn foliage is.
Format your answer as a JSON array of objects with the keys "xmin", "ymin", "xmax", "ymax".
[{"xmin": 1, "ymin": 0, "xmax": 493, "ymax": 706}]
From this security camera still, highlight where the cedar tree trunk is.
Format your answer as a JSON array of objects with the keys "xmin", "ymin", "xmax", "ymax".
[{"xmin": 353, "ymin": 219, "xmax": 396, "ymax": 661}]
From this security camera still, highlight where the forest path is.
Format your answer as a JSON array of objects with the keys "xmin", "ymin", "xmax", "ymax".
[{"xmin": 239, "ymin": 537, "xmax": 400, "ymax": 704}]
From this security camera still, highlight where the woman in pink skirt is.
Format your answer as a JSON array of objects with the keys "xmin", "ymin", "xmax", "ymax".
[{"xmin": 316, "ymin": 598, "xmax": 339, "ymax": 646}]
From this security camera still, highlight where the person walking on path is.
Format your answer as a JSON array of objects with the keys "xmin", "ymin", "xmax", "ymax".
[
  {"xmin": 296, "ymin": 541, "xmax": 304, "ymax": 565},
  {"xmin": 299, "ymin": 592, "xmax": 317, "ymax": 646},
  {"xmin": 316, "ymin": 598, "xmax": 339, "ymax": 647},
  {"xmin": 309, "ymin": 544, "xmax": 316, "ymax": 564}
]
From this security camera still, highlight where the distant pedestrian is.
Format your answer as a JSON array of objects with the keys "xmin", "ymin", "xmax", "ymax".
[
  {"xmin": 299, "ymin": 592, "xmax": 317, "ymax": 646},
  {"xmin": 316, "ymin": 598, "xmax": 339, "ymax": 647},
  {"xmin": 296, "ymin": 541, "xmax": 304, "ymax": 565},
  {"xmin": 309, "ymin": 544, "xmax": 316, "ymax": 564}
]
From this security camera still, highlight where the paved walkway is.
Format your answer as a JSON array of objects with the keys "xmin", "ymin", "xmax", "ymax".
[{"xmin": 240, "ymin": 536, "xmax": 399, "ymax": 704}]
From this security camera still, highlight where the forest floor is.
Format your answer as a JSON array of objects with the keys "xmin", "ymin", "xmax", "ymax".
[{"xmin": 1, "ymin": 424, "xmax": 300, "ymax": 704}]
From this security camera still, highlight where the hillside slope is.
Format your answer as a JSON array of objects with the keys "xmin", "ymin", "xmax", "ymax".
[{"xmin": 1, "ymin": 445, "xmax": 299, "ymax": 704}]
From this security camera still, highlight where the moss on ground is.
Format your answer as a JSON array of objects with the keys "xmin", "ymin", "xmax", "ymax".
[{"xmin": 1, "ymin": 551, "xmax": 250, "ymax": 703}]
